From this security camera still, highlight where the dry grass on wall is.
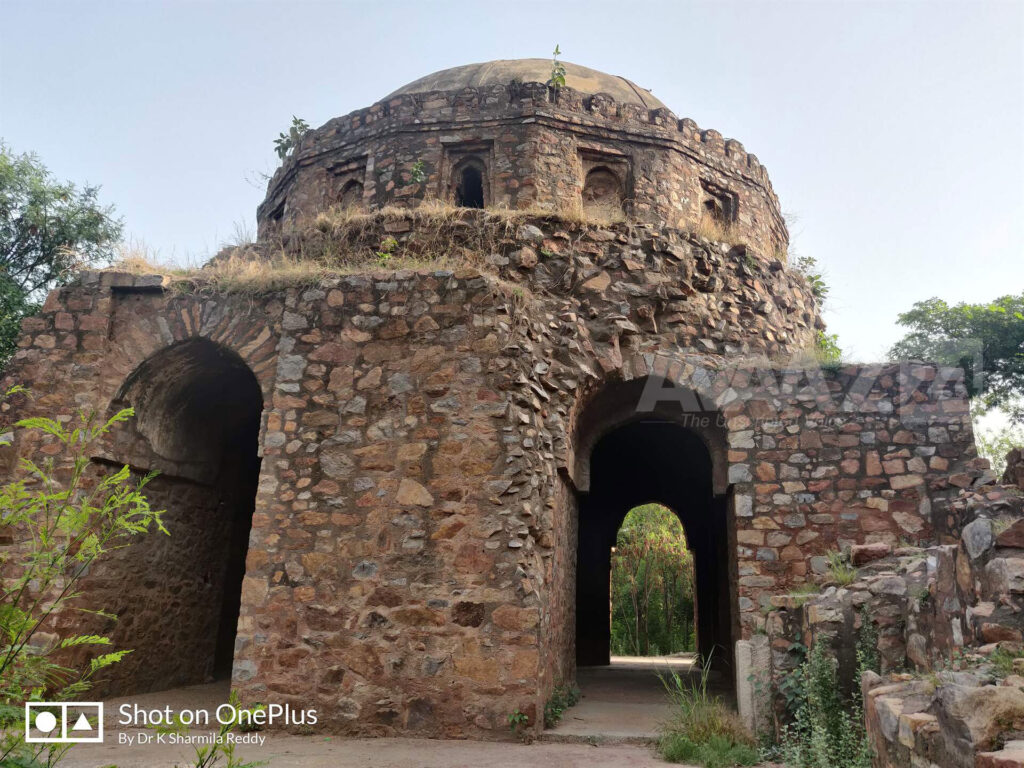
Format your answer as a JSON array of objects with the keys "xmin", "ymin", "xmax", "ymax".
[{"xmin": 102, "ymin": 202, "xmax": 753, "ymax": 299}]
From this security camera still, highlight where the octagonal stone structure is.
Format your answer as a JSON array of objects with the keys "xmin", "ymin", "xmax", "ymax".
[{"xmin": 258, "ymin": 59, "xmax": 789, "ymax": 259}]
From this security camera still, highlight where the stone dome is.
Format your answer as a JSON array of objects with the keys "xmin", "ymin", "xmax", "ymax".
[
  {"xmin": 259, "ymin": 58, "xmax": 788, "ymax": 258},
  {"xmin": 387, "ymin": 58, "xmax": 669, "ymax": 111}
]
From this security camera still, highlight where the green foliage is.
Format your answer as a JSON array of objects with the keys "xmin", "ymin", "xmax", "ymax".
[
  {"xmin": 375, "ymin": 236, "xmax": 399, "ymax": 266},
  {"xmin": 543, "ymin": 683, "xmax": 581, "ymax": 728},
  {"xmin": 155, "ymin": 690, "xmax": 264, "ymax": 768},
  {"xmin": 792, "ymin": 254, "xmax": 829, "ymax": 303},
  {"xmin": 973, "ymin": 416, "xmax": 1024, "ymax": 477},
  {"xmin": 0, "ymin": 143, "xmax": 123, "ymax": 365},
  {"xmin": 273, "ymin": 116, "xmax": 310, "ymax": 160},
  {"xmin": 507, "ymin": 709, "xmax": 530, "ymax": 742},
  {"xmin": 0, "ymin": 274, "xmax": 31, "ymax": 370},
  {"xmin": 988, "ymin": 646, "xmax": 1024, "ymax": 680},
  {"xmin": 816, "ymin": 331, "xmax": 843, "ymax": 369},
  {"xmin": 779, "ymin": 641, "xmax": 873, "ymax": 768},
  {"xmin": 610, "ymin": 504, "xmax": 694, "ymax": 656},
  {"xmin": 659, "ymin": 733, "xmax": 759, "ymax": 767},
  {"xmin": 857, "ymin": 610, "xmax": 881, "ymax": 676},
  {"xmin": 658, "ymin": 659, "xmax": 757, "ymax": 767},
  {"xmin": 826, "ymin": 549, "xmax": 857, "ymax": 586},
  {"xmin": 775, "ymin": 642, "xmax": 808, "ymax": 716},
  {"xmin": 0, "ymin": 392, "xmax": 167, "ymax": 766},
  {"xmin": 548, "ymin": 45, "xmax": 566, "ymax": 89},
  {"xmin": 889, "ymin": 293, "xmax": 1024, "ymax": 423},
  {"xmin": 408, "ymin": 160, "xmax": 426, "ymax": 185}
]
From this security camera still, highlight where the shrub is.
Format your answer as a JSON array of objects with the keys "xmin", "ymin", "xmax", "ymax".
[
  {"xmin": 826, "ymin": 549, "xmax": 857, "ymax": 586},
  {"xmin": 0, "ymin": 392, "xmax": 167, "ymax": 765},
  {"xmin": 660, "ymin": 733, "xmax": 759, "ymax": 768},
  {"xmin": 779, "ymin": 641, "xmax": 873, "ymax": 768},
  {"xmin": 658, "ymin": 659, "xmax": 756, "ymax": 766}
]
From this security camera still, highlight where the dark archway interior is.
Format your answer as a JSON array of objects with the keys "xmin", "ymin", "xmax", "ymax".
[
  {"xmin": 576, "ymin": 419, "xmax": 736, "ymax": 681},
  {"xmin": 455, "ymin": 164, "xmax": 485, "ymax": 208},
  {"xmin": 88, "ymin": 339, "xmax": 263, "ymax": 693},
  {"xmin": 340, "ymin": 179, "xmax": 364, "ymax": 209}
]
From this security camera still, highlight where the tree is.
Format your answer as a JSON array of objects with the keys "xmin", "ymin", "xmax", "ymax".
[
  {"xmin": 890, "ymin": 294, "xmax": 1024, "ymax": 423},
  {"xmin": 973, "ymin": 416, "xmax": 1024, "ymax": 478},
  {"xmin": 0, "ymin": 143, "xmax": 122, "ymax": 364},
  {"xmin": 610, "ymin": 504, "xmax": 694, "ymax": 657}
]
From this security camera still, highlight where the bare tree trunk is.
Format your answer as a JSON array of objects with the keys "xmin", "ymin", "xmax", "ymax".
[{"xmin": 663, "ymin": 573, "xmax": 674, "ymax": 654}]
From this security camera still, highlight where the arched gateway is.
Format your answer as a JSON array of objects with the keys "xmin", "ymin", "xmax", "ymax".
[
  {"xmin": 83, "ymin": 338, "xmax": 263, "ymax": 694},
  {"xmin": 574, "ymin": 378, "xmax": 736, "ymax": 680}
]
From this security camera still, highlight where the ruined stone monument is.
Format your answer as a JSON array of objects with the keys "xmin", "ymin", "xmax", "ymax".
[{"xmin": 1, "ymin": 60, "xmax": 1003, "ymax": 751}]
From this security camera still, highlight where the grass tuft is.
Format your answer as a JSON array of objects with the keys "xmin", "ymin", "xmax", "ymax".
[
  {"xmin": 694, "ymin": 215, "xmax": 738, "ymax": 244},
  {"xmin": 826, "ymin": 549, "xmax": 857, "ymax": 586},
  {"xmin": 658, "ymin": 659, "xmax": 756, "ymax": 767}
]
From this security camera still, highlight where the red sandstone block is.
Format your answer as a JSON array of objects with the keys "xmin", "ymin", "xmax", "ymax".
[
  {"xmin": 77, "ymin": 314, "xmax": 108, "ymax": 332},
  {"xmin": 851, "ymin": 542, "xmax": 891, "ymax": 565}
]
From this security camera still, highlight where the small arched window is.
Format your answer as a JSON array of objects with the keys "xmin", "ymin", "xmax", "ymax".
[
  {"xmin": 582, "ymin": 167, "xmax": 623, "ymax": 218},
  {"xmin": 339, "ymin": 179, "xmax": 364, "ymax": 209},
  {"xmin": 454, "ymin": 161, "xmax": 485, "ymax": 209}
]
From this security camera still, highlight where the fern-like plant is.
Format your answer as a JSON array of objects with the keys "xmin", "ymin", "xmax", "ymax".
[{"xmin": 0, "ymin": 389, "xmax": 167, "ymax": 765}]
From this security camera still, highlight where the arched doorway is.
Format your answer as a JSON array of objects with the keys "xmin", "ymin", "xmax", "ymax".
[
  {"xmin": 573, "ymin": 378, "xmax": 737, "ymax": 689},
  {"xmin": 582, "ymin": 166, "xmax": 624, "ymax": 220},
  {"xmin": 453, "ymin": 159, "xmax": 486, "ymax": 208},
  {"xmin": 609, "ymin": 504, "xmax": 695, "ymax": 658},
  {"xmin": 85, "ymin": 338, "xmax": 263, "ymax": 694}
]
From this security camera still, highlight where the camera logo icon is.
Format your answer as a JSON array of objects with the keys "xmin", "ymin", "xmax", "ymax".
[{"xmin": 25, "ymin": 702, "xmax": 104, "ymax": 744}]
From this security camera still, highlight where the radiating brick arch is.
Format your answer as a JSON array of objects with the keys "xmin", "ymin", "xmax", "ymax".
[
  {"xmin": 98, "ymin": 292, "xmax": 280, "ymax": 414},
  {"xmin": 567, "ymin": 353, "xmax": 731, "ymax": 495}
]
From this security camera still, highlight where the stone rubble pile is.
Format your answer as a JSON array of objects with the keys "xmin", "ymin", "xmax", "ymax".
[{"xmin": 766, "ymin": 454, "xmax": 1024, "ymax": 767}]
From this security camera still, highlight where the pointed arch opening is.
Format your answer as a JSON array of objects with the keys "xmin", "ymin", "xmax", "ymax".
[
  {"xmin": 453, "ymin": 158, "xmax": 486, "ymax": 209},
  {"xmin": 569, "ymin": 377, "xmax": 738, "ymax": 700},
  {"xmin": 83, "ymin": 338, "xmax": 264, "ymax": 694}
]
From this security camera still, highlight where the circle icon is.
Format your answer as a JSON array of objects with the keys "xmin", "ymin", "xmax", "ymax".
[{"xmin": 34, "ymin": 711, "xmax": 58, "ymax": 734}]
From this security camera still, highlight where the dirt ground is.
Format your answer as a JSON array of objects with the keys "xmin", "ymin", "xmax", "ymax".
[
  {"xmin": 59, "ymin": 735, "xmax": 674, "ymax": 768},
  {"xmin": 54, "ymin": 660, "xmax": 719, "ymax": 767}
]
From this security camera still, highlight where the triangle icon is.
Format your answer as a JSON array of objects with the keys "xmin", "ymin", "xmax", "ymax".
[{"xmin": 71, "ymin": 713, "xmax": 92, "ymax": 731}]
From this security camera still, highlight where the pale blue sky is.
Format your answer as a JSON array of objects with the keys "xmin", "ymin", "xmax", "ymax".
[{"xmin": 1, "ymin": 0, "xmax": 1021, "ymax": 362}]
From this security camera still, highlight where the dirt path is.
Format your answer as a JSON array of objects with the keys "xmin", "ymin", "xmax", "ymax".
[{"xmin": 58, "ymin": 734, "xmax": 676, "ymax": 767}]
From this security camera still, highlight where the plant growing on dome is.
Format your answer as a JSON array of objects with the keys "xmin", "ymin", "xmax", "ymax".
[
  {"xmin": 273, "ymin": 116, "xmax": 310, "ymax": 160},
  {"xmin": 548, "ymin": 45, "xmax": 566, "ymax": 90}
]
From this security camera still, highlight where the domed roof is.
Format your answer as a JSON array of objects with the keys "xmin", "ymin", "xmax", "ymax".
[{"xmin": 387, "ymin": 59, "xmax": 668, "ymax": 111}]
